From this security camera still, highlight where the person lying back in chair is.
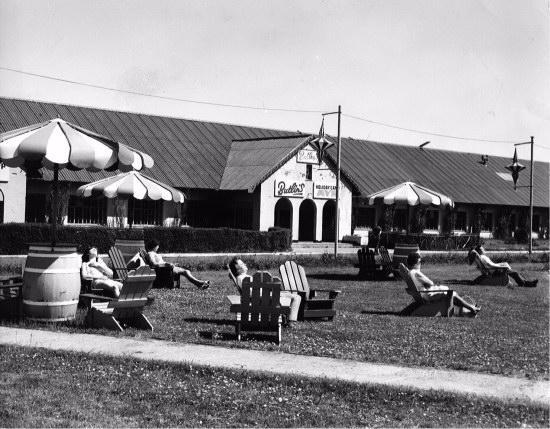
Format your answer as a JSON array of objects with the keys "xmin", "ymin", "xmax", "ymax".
[
  {"xmin": 145, "ymin": 239, "xmax": 210, "ymax": 290},
  {"xmin": 407, "ymin": 253, "xmax": 481, "ymax": 314},
  {"xmin": 228, "ymin": 257, "xmax": 301, "ymax": 327},
  {"xmin": 470, "ymin": 246, "xmax": 538, "ymax": 288},
  {"xmin": 81, "ymin": 247, "xmax": 122, "ymax": 298}
]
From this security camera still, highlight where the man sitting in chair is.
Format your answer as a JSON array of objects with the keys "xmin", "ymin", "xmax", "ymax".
[
  {"xmin": 228, "ymin": 257, "xmax": 301, "ymax": 327},
  {"xmin": 145, "ymin": 239, "xmax": 210, "ymax": 290},
  {"xmin": 471, "ymin": 246, "xmax": 538, "ymax": 288},
  {"xmin": 81, "ymin": 247, "xmax": 122, "ymax": 298},
  {"xmin": 407, "ymin": 253, "xmax": 481, "ymax": 315}
]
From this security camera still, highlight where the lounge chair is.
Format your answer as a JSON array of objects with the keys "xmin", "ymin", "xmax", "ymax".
[
  {"xmin": 278, "ymin": 261, "xmax": 340, "ymax": 320},
  {"xmin": 469, "ymin": 249, "xmax": 510, "ymax": 286},
  {"xmin": 357, "ymin": 247, "xmax": 380, "ymax": 280},
  {"xmin": 378, "ymin": 246, "xmax": 395, "ymax": 278},
  {"xmin": 108, "ymin": 246, "xmax": 130, "ymax": 282},
  {"xmin": 227, "ymin": 271, "xmax": 290, "ymax": 344},
  {"xmin": 398, "ymin": 263, "xmax": 455, "ymax": 317},
  {"xmin": 0, "ymin": 276, "xmax": 23, "ymax": 321},
  {"xmin": 139, "ymin": 249, "xmax": 180, "ymax": 289},
  {"xmin": 85, "ymin": 266, "xmax": 155, "ymax": 332}
]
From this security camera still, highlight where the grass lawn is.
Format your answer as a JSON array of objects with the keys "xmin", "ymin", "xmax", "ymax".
[
  {"xmin": 4, "ymin": 261, "xmax": 548, "ymax": 380},
  {"xmin": 1, "ymin": 345, "xmax": 547, "ymax": 428}
]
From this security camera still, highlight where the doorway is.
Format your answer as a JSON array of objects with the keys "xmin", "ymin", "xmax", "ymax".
[
  {"xmin": 298, "ymin": 199, "xmax": 316, "ymax": 241},
  {"xmin": 274, "ymin": 198, "xmax": 293, "ymax": 231},
  {"xmin": 322, "ymin": 200, "xmax": 336, "ymax": 242}
]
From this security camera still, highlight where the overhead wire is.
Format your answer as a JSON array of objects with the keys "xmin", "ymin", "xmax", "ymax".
[{"xmin": 1, "ymin": 66, "xmax": 545, "ymax": 146}]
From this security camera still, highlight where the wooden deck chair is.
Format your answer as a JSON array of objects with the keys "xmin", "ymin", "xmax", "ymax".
[
  {"xmin": 378, "ymin": 247, "xmax": 395, "ymax": 279},
  {"xmin": 0, "ymin": 276, "xmax": 23, "ymax": 321},
  {"xmin": 279, "ymin": 261, "xmax": 341, "ymax": 320},
  {"xmin": 470, "ymin": 250, "xmax": 510, "ymax": 286},
  {"xmin": 398, "ymin": 263, "xmax": 455, "ymax": 317},
  {"xmin": 85, "ymin": 266, "xmax": 155, "ymax": 332},
  {"xmin": 227, "ymin": 271, "xmax": 289, "ymax": 344},
  {"xmin": 139, "ymin": 249, "xmax": 180, "ymax": 289},
  {"xmin": 357, "ymin": 247, "xmax": 379, "ymax": 280},
  {"xmin": 108, "ymin": 246, "xmax": 130, "ymax": 282}
]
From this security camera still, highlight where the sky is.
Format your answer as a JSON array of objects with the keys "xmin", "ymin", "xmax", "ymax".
[{"xmin": 0, "ymin": 0, "xmax": 548, "ymax": 161}]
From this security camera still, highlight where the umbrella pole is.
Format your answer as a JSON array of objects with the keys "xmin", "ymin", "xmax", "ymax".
[{"xmin": 51, "ymin": 164, "xmax": 59, "ymax": 246}]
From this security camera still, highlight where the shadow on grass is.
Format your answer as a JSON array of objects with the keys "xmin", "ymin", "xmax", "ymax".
[
  {"xmin": 361, "ymin": 310, "xmax": 402, "ymax": 316},
  {"xmin": 184, "ymin": 317, "xmax": 235, "ymax": 326},
  {"xmin": 198, "ymin": 330, "xmax": 280, "ymax": 344},
  {"xmin": 308, "ymin": 273, "xmax": 364, "ymax": 281}
]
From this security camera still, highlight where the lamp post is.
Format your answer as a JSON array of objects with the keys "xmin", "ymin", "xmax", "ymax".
[
  {"xmin": 315, "ymin": 106, "xmax": 342, "ymax": 257},
  {"xmin": 505, "ymin": 136, "xmax": 534, "ymax": 254}
]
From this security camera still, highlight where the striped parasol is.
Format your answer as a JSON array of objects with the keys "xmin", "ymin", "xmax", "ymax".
[
  {"xmin": 367, "ymin": 182, "xmax": 454, "ymax": 207},
  {"xmin": 77, "ymin": 170, "xmax": 184, "ymax": 203},
  {"xmin": 0, "ymin": 117, "xmax": 153, "ymax": 172}
]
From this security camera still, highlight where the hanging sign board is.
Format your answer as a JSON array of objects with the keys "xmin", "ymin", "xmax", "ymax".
[
  {"xmin": 313, "ymin": 182, "xmax": 342, "ymax": 199},
  {"xmin": 274, "ymin": 180, "xmax": 306, "ymax": 198},
  {"xmin": 296, "ymin": 149, "xmax": 318, "ymax": 164}
]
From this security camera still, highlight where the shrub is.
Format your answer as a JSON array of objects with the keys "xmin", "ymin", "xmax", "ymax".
[{"xmin": 0, "ymin": 223, "xmax": 292, "ymax": 255}]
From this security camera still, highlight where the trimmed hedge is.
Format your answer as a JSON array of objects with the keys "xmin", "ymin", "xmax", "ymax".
[
  {"xmin": 0, "ymin": 223, "xmax": 292, "ymax": 255},
  {"xmin": 370, "ymin": 232, "xmax": 483, "ymax": 251}
]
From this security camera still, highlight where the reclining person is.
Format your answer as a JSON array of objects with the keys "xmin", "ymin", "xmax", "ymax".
[
  {"xmin": 145, "ymin": 239, "xmax": 210, "ymax": 290},
  {"xmin": 228, "ymin": 257, "xmax": 302, "ymax": 327},
  {"xmin": 81, "ymin": 247, "xmax": 122, "ymax": 298},
  {"xmin": 407, "ymin": 252, "xmax": 481, "ymax": 315},
  {"xmin": 471, "ymin": 245, "xmax": 538, "ymax": 288}
]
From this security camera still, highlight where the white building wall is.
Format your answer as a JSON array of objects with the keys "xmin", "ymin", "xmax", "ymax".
[
  {"xmin": 258, "ymin": 145, "xmax": 352, "ymax": 241},
  {"xmin": 0, "ymin": 167, "xmax": 26, "ymax": 222}
]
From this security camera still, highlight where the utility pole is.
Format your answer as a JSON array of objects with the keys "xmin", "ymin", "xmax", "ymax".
[{"xmin": 321, "ymin": 106, "xmax": 342, "ymax": 257}]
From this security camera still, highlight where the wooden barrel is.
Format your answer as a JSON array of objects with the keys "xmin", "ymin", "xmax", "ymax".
[
  {"xmin": 393, "ymin": 243, "xmax": 420, "ymax": 269},
  {"xmin": 115, "ymin": 239, "xmax": 145, "ymax": 264},
  {"xmin": 22, "ymin": 244, "xmax": 81, "ymax": 322}
]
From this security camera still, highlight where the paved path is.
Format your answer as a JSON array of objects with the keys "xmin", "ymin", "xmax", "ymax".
[{"xmin": 1, "ymin": 327, "xmax": 548, "ymax": 407}]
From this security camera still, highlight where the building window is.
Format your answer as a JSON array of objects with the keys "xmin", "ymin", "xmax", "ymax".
[
  {"xmin": 455, "ymin": 211, "xmax": 467, "ymax": 230},
  {"xmin": 305, "ymin": 164, "xmax": 312, "ymax": 181},
  {"xmin": 482, "ymin": 212, "xmax": 493, "ymax": 231},
  {"xmin": 533, "ymin": 214, "xmax": 540, "ymax": 232},
  {"xmin": 393, "ymin": 209, "xmax": 408, "ymax": 231},
  {"xmin": 68, "ymin": 195, "xmax": 107, "ymax": 224},
  {"xmin": 425, "ymin": 210, "xmax": 439, "ymax": 230},
  {"xmin": 25, "ymin": 193, "xmax": 47, "ymax": 223},
  {"xmin": 234, "ymin": 202, "xmax": 253, "ymax": 229},
  {"xmin": 128, "ymin": 198, "xmax": 163, "ymax": 226}
]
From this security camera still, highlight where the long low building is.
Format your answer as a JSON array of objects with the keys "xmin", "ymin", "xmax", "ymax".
[{"xmin": 0, "ymin": 97, "xmax": 548, "ymax": 241}]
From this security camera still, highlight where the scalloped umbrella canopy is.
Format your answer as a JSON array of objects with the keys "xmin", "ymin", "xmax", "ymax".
[
  {"xmin": 77, "ymin": 171, "xmax": 184, "ymax": 203},
  {"xmin": 367, "ymin": 182, "xmax": 454, "ymax": 207},
  {"xmin": 0, "ymin": 118, "xmax": 154, "ymax": 172},
  {"xmin": 0, "ymin": 118, "xmax": 155, "ymax": 244}
]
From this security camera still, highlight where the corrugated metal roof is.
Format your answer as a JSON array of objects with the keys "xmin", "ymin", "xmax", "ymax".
[
  {"xmin": 325, "ymin": 138, "xmax": 549, "ymax": 207},
  {"xmin": 0, "ymin": 97, "xmax": 548, "ymax": 207},
  {"xmin": 219, "ymin": 136, "xmax": 311, "ymax": 191}
]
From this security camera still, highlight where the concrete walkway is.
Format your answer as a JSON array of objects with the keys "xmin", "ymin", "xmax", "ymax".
[{"xmin": 1, "ymin": 327, "xmax": 548, "ymax": 407}]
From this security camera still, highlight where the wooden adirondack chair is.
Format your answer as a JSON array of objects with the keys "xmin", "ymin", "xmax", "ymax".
[
  {"xmin": 278, "ymin": 261, "xmax": 340, "ymax": 320},
  {"xmin": 108, "ymin": 246, "xmax": 130, "ymax": 282},
  {"xmin": 0, "ymin": 276, "xmax": 23, "ymax": 321},
  {"xmin": 357, "ymin": 247, "xmax": 379, "ymax": 279},
  {"xmin": 398, "ymin": 263, "xmax": 455, "ymax": 317},
  {"xmin": 378, "ymin": 247, "xmax": 395, "ymax": 279},
  {"xmin": 139, "ymin": 249, "xmax": 180, "ymax": 289},
  {"xmin": 227, "ymin": 271, "xmax": 290, "ymax": 344},
  {"xmin": 85, "ymin": 266, "xmax": 155, "ymax": 332},
  {"xmin": 470, "ymin": 249, "xmax": 510, "ymax": 286}
]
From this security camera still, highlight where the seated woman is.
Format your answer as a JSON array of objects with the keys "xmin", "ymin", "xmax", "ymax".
[
  {"xmin": 407, "ymin": 252, "xmax": 481, "ymax": 315},
  {"xmin": 228, "ymin": 257, "xmax": 301, "ymax": 327},
  {"xmin": 81, "ymin": 247, "xmax": 122, "ymax": 298},
  {"xmin": 145, "ymin": 239, "xmax": 210, "ymax": 290},
  {"xmin": 472, "ymin": 245, "xmax": 538, "ymax": 288}
]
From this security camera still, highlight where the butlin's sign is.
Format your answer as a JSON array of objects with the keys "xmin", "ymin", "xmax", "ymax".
[
  {"xmin": 274, "ymin": 180, "xmax": 306, "ymax": 198},
  {"xmin": 296, "ymin": 149, "xmax": 318, "ymax": 164}
]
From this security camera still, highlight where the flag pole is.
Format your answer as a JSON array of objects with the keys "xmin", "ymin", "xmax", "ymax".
[{"xmin": 334, "ymin": 105, "xmax": 342, "ymax": 258}]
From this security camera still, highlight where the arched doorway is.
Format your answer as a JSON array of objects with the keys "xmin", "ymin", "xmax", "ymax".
[
  {"xmin": 298, "ymin": 199, "xmax": 316, "ymax": 241},
  {"xmin": 274, "ymin": 198, "xmax": 293, "ymax": 231},
  {"xmin": 322, "ymin": 200, "xmax": 336, "ymax": 242},
  {"xmin": 0, "ymin": 190, "xmax": 4, "ymax": 223}
]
